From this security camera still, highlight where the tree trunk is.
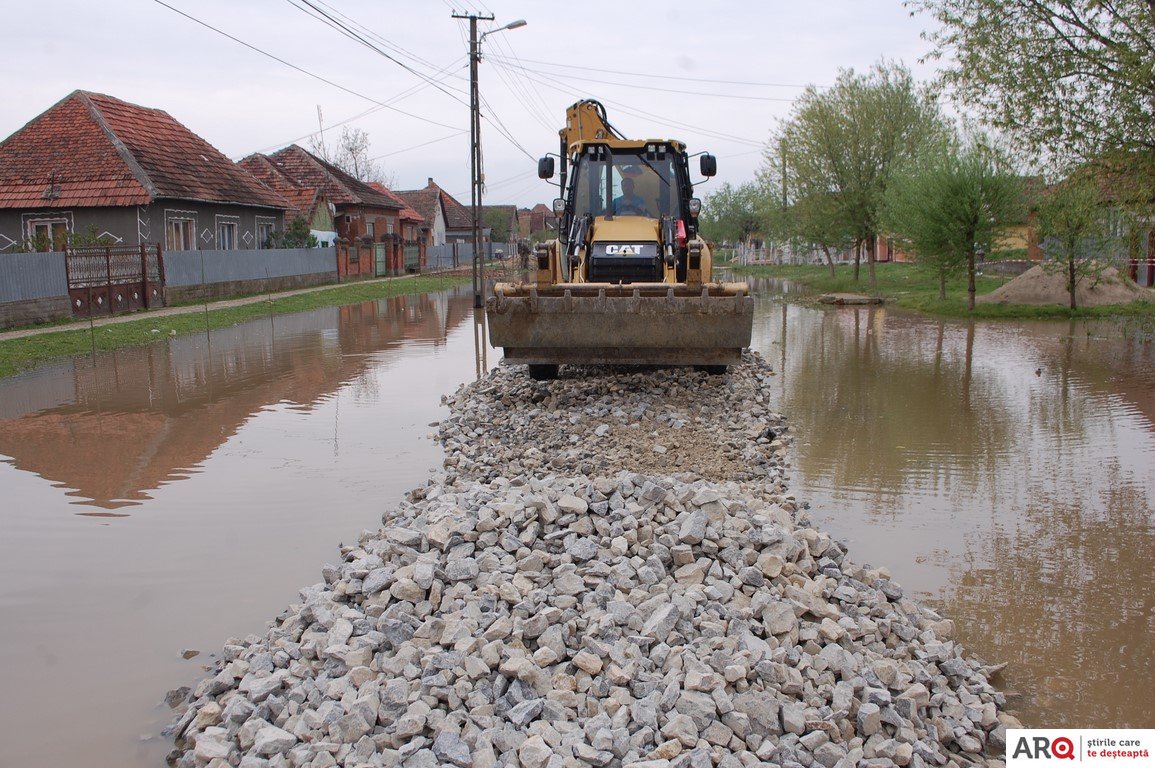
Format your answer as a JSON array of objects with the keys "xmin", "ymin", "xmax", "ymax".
[
  {"xmin": 821, "ymin": 244, "xmax": 836, "ymax": 279},
  {"xmin": 939, "ymin": 272, "xmax": 946, "ymax": 300},
  {"xmin": 1068, "ymin": 253, "xmax": 1077, "ymax": 310},
  {"xmin": 866, "ymin": 236, "xmax": 877, "ymax": 288},
  {"xmin": 967, "ymin": 249, "xmax": 976, "ymax": 312},
  {"xmin": 853, "ymin": 240, "xmax": 861, "ymax": 282}
]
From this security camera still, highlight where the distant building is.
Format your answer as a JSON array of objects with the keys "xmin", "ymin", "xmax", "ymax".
[{"xmin": 396, "ymin": 178, "xmax": 471, "ymax": 243}]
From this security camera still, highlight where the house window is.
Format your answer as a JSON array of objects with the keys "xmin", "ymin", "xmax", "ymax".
[
  {"xmin": 367, "ymin": 221, "xmax": 375, "ymax": 237},
  {"xmin": 166, "ymin": 217, "xmax": 196, "ymax": 251},
  {"xmin": 217, "ymin": 219, "xmax": 238, "ymax": 250},
  {"xmin": 257, "ymin": 220, "xmax": 275, "ymax": 248},
  {"xmin": 27, "ymin": 218, "xmax": 69, "ymax": 251},
  {"xmin": 387, "ymin": 218, "xmax": 395, "ymax": 235}
]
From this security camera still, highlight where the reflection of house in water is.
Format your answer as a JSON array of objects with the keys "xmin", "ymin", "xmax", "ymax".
[{"xmin": 0, "ymin": 289, "xmax": 475, "ymax": 510}]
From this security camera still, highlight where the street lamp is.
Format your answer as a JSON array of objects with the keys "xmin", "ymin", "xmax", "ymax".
[{"xmin": 453, "ymin": 12, "xmax": 527, "ymax": 308}]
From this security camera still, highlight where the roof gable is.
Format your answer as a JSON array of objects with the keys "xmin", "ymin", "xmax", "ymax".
[
  {"xmin": 0, "ymin": 91, "xmax": 287, "ymax": 210},
  {"xmin": 398, "ymin": 179, "xmax": 471, "ymax": 230},
  {"xmin": 239, "ymin": 153, "xmax": 324, "ymax": 221},
  {"xmin": 395, "ymin": 187, "xmax": 443, "ymax": 229},
  {"xmin": 0, "ymin": 92, "xmax": 151, "ymax": 208},
  {"xmin": 367, "ymin": 182, "xmax": 424, "ymax": 223},
  {"xmin": 267, "ymin": 146, "xmax": 401, "ymax": 211}
]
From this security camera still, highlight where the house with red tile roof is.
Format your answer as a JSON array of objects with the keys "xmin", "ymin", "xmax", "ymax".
[
  {"xmin": 394, "ymin": 183, "xmax": 446, "ymax": 248},
  {"xmin": 396, "ymin": 178, "xmax": 472, "ymax": 244},
  {"xmin": 0, "ymin": 91, "xmax": 287, "ymax": 253},
  {"xmin": 517, "ymin": 203, "xmax": 556, "ymax": 239},
  {"xmin": 240, "ymin": 146, "xmax": 421, "ymax": 276},
  {"xmin": 236, "ymin": 153, "xmax": 337, "ymax": 247}
]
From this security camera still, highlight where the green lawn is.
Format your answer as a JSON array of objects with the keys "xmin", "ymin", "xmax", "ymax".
[
  {"xmin": 738, "ymin": 262, "xmax": 1155, "ymax": 319},
  {"xmin": 0, "ymin": 273, "xmax": 469, "ymax": 380}
]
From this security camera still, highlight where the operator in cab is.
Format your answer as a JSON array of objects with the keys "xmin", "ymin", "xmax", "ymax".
[{"xmin": 612, "ymin": 176, "xmax": 650, "ymax": 216}]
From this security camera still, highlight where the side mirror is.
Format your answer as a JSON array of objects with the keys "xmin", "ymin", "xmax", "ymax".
[
  {"xmin": 552, "ymin": 198, "xmax": 565, "ymax": 216},
  {"xmin": 538, "ymin": 156, "xmax": 555, "ymax": 180},
  {"xmin": 700, "ymin": 154, "xmax": 717, "ymax": 177}
]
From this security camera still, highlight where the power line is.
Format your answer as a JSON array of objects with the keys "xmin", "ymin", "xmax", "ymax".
[
  {"xmin": 484, "ymin": 33, "xmax": 556, "ymax": 132},
  {"xmin": 492, "ymin": 63, "xmax": 766, "ymax": 148},
  {"xmin": 313, "ymin": 0, "xmax": 466, "ymax": 81},
  {"xmin": 371, "ymin": 130, "xmax": 469, "ymax": 160},
  {"xmin": 285, "ymin": 0, "xmax": 470, "ymax": 106},
  {"xmin": 492, "ymin": 57, "xmax": 799, "ymax": 103},
  {"xmin": 478, "ymin": 93, "xmax": 537, "ymax": 160},
  {"xmin": 489, "ymin": 55, "xmax": 815, "ymax": 89},
  {"xmin": 152, "ymin": 0, "xmax": 463, "ymax": 131}
]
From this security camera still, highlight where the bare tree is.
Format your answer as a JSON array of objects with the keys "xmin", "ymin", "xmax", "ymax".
[{"xmin": 309, "ymin": 125, "xmax": 394, "ymax": 186}]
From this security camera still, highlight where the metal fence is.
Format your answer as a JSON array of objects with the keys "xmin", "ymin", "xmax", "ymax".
[
  {"xmin": 0, "ymin": 251, "xmax": 68, "ymax": 302},
  {"xmin": 426, "ymin": 241, "xmax": 514, "ymax": 271},
  {"xmin": 164, "ymin": 247, "xmax": 337, "ymax": 287}
]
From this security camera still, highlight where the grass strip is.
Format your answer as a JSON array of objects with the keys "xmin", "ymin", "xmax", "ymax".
[
  {"xmin": 737, "ymin": 262, "xmax": 1155, "ymax": 319},
  {"xmin": 0, "ymin": 273, "xmax": 470, "ymax": 380}
]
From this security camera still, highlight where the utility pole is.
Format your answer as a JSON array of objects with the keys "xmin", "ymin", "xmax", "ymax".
[
  {"xmin": 454, "ymin": 11, "xmax": 492, "ymax": 309},
  {"xmin": 452, "ymin": 12, "xmax": 526, "ymax": 309}
]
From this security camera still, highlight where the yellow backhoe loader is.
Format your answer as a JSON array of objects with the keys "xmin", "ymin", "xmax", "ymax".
[{"xmin": 486, "ymin": 100, "xmax": 753, "ymax": 380}]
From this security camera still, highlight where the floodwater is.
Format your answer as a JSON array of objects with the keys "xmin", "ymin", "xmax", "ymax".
[
  {"xmin": 0, "ymin": 285, "xmax": 493, "ymax": 767},
  {"xmin": 747, "ymin": 277, "xmax": 1155, "ymax": 728},
  {"xmin": 0, "ymin": 279, "xmax": 1151, "ymax": 766}
]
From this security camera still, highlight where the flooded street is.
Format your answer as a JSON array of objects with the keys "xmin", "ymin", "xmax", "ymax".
[
  {"xmin": 0, "ymin": 286, "xmax": 492, "ymax": 767},
  {"xmin": 0, "ymin": 278, "xmax": 1152, "ymax": 766},
  {"xmin": 748, "ymin": 279, "xmax": 1155, "ymax": 728}
]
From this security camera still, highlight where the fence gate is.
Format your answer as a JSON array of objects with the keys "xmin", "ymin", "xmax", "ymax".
[
  {"xmin": 404, "ymin": 244, "xmax": 420, "ymax": 272},
  {"xmin": 374, "ymin": 243, "xmax": 388, "ymax": 277},
  {"xmin": 66, "ymin": 244, "xmax": 165, "ymax": 318}
]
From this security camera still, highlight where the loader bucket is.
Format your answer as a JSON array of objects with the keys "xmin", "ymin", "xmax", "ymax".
[{"xmin": 486, "ymin": 282, "xmax": 754, "ymax": 368}]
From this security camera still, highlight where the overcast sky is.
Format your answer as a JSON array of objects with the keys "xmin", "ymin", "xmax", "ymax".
[{"xmin": 5, "ymin": 1, "xmax": 944, "ymax": 208}]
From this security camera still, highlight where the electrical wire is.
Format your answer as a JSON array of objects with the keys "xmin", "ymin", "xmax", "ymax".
[
  {"xmin": 478, "ymin": 93, "xmax": 537, "ymax": 160},
  {"xmin": 152, "ymin": 0, "xmax": 463, "ymax": 131},
  {"xmin": 484, "ymin": 34, "xmax": 555, "ymax": 132},
  {"xmin": 490, "ymin": 62, "xmax": 766, "ymax": 148},
  {"xmin": 284, "ymin": 0, "xmax": 470, "ymax": 106},
  {"xmin": 492, "ymin": 57, "xmax": 799, "ymax": 103},
  {"xmin": 488, "ymin": 55, "xmax": 815, "ymax": 89},
  {"xmin": 371, "ymin": 130, "xmax": 469, "ymax": 160}
]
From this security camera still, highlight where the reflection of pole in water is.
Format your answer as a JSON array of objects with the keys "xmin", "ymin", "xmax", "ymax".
[
  {"xmin": 962, "ymin": 321, "xmax": 975, "ymax": 410},
  {"xmin": 779, "ymin": 301, "xmax": 787, "ymax": 390},
  {"xmin": 473, "ymin": 307, "xmax": 488, "ymax": 380},
  {"xmin": 333, "ymin": 387, "xmax": 340, "ymax": 457}
]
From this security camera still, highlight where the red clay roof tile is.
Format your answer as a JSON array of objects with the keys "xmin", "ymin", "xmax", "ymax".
[
  {"xmin": 0, "ymin": 90, "xmax": 287, "ymax": 211},
  {"xmin": 264, "ymin": 146, "xmax": 402, "ymax": 212}
]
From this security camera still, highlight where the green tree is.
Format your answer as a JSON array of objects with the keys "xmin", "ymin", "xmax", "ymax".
[
  {"xmin": 483, "ymin": 208, "xmax": 514, "ymax": 243},
  {"xmin": 909, "ymin": 0, "xmax": 1155, "ymax": 176},
  {"xmin": 700, "ymin": 182, "xmax": 762, "ymax": 246},
  {"xmin": 884, "ymin": 136, "xmax": 1025, "ymax": 308},
  {"xmin": 1036, "ymin": 174, "xmax": 1112, "ymax": 310},
  {"xmin": 268, "ymin": 216, "xmax": 319, "ymax": 249},
  {"xmin": 771, "ymin": 61, "xmax": 945, "ymax": 286},
  {"xmin": 759, "ymin": 149, "xmax": 855, "ymax": 277}
]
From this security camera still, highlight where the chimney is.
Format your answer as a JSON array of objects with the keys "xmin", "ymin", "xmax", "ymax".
[{"xmin": 428, "ymin": 177, "xmax": 434, "ymax": 188}]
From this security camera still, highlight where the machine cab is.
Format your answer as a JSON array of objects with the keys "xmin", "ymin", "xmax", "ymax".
[
  {"xmin": 562, "ymin": 141, "xmax": 697, "ymax": 283},
  {"xmin": 569, "ymin": 142, "xmax": 688, "ymax": 222}
]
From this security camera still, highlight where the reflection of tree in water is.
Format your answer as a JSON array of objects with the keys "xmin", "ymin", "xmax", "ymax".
[
  {"xmin": 780, "ymin": 307, "xmax": 1017, "ymax": 515},
  {"xmin": 943, "ymin": 464, "xmax": 1155, "ymax": 727}
]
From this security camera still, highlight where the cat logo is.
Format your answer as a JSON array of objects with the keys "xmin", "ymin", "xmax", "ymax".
[{"xmin": 605, "ymin": 244, "xmax": 639, "ymax": 256}]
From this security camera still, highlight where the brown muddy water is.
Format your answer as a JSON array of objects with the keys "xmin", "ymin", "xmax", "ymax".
[{"xmin": 0, "ymin": 280, "xmax": 1151, "ymax": 766}]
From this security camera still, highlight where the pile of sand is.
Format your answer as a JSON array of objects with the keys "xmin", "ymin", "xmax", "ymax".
[{"xmin": 978, "ymin": 264, "xmax": 1154, "ymax": 307}]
